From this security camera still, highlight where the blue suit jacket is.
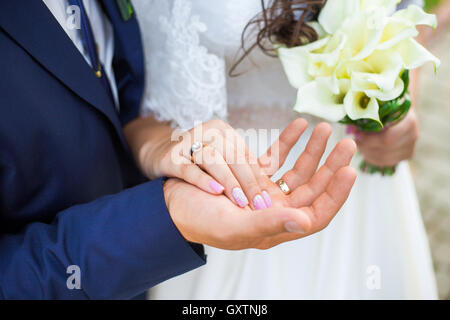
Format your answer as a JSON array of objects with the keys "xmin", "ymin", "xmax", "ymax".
[{"xmin": 0, "ymin": 0, "xmax": 205, "ymax": 299}]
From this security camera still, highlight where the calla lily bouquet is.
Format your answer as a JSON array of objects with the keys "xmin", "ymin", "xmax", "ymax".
[{"xmin": 278, "ymin": 0, "xmax": 440, "ymax": 175}]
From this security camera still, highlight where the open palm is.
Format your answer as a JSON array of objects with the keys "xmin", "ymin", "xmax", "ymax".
[{"xmin": 164, "ymin": 119, "xmax": 357, "ymax": 250}]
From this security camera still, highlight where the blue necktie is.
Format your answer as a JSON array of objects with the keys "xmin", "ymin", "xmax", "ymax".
[{"xmin": 68, "ymin": 0, "xmax": 115, "ymax": 103}]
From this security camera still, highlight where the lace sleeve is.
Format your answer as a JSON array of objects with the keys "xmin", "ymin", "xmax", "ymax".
[{"xmin": 134, "ymin": 0, "xmax": 227, "ymax": 130}]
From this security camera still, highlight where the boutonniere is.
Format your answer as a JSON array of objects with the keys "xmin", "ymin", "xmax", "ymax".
[{"xmin": 116, "ymin": 0, "xmax": 134, "ymax": 21}]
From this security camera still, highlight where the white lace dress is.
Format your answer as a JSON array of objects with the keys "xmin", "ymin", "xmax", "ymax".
[{"xmin": 134, "ymin": 0, "xmax": 437, "ymax": 299}]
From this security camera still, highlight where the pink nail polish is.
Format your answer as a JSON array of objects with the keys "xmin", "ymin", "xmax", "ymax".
[
  {"xmin": 346, "ymin": 126, "xmax": 355, "ymax": 135},
  {"xmin": 232, "ymin": 188, "xmax": 249, "ymax": 208},
  {"xmin": 209, "ymin": 180, "xmax": 225, "ymax": 194},
  {"xmin": 262, "ymin": 191, "xmax": 273, "ymax": 208},
  {"xmin": 253, "ymin": 195, "xmax": 267, "ymax": 210}
]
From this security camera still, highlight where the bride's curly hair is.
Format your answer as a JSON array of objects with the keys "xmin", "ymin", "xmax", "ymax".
[{"xmin": 230, "ymin": 0, "xmax": 326, "ymax": 76}]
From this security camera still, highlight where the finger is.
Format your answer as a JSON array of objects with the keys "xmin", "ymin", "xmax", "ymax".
[
  {"xmin": 304, "ymin": 166, "xmax": 357, "ymax": 232},
  {"xmin": 227, "ymin": 130, "xmax": 274, "ymax": 207},
  {"xmin": 206, "ymin": 131, "xmax": 267, "ymax": 210},
  {"xmin": 236, "ymin": 207, "xmax": 313, "ymax": 244},
  {"xmin": 193, "ymin": 145, "xmax": 248, "ymax": 207},
  {"xmin": 174, "ymin": 156, "xmax": 225, "ymax": 195},
  {"xmin": 220, "ymin": 141, "xmax": 266, "ymax": 210},
  {"xmin": 229, "ymin": 167, "xmax": 356, "ymax": 249},
  {"xmin": 282, "ymin": 122, "xmax": 332, "ymax": 190},
  {"xmin": 258, "ymin": 118, "xmax": 308, "ymax": 176},
  {"xmin": 288, "ymin": 138, "xmax": 357, "ymax": 208}
]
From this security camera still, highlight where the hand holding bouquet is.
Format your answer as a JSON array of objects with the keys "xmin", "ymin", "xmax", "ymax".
[{"xmin": 278, "ymin": 0, "xmax": 440, "ymax": 175}]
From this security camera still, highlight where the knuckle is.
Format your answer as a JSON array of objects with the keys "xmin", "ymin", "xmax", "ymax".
[
  {"xmin": 254, "ymin": 170, "xmax": 268, "ymax": 185},
  {"xmin": 223, "ymin": 176, "xmax": 240, "ymax": 191},
  {"xmin": 203, "ymin": 146, "xmax": 217, "ymax": 159}
]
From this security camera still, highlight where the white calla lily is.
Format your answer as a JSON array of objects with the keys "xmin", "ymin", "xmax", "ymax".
[
  {"xmin": 377, "ymin": 21, "xmax": 418, "ymax": 50},
  {"xmin": 294, "ymin": 79, "xmax": 348, "ymax": 122},
  {"xmin": 391, "ymin": 5, "xmax": 437, "ymax": 29},
  {"xmin": 378, "ymin": 5, "xmax": 437, "ymax": 50},
  {"xmin": 345, "ymin": 9, "xmax": 386, "ymax": 61},
  {"xmin": 366, "ymin": 77, "xmax": 404, "ymax": 101},
  {"xmin": 361, "ymin": 0, "xmax": 400, "ymax": 13},
  {"xmin": 278, "ymin": 0, "xmax": 438, "ymax": 124},
  {"xmin": 277, "ymin": 37, "xmax": 330, "ymax": 89},
  {"xmin": 310, "ymin": 32, "xmax": 347, "ymax": 67},
  {"xmin": 278, "ymin": 47, "xmax": 312, "ymax": 89},
  {"xmin": 318, "ymin": 0, "xmax": 360, "ymax": 34},
  {"xmin": 394, "ymin": 38, "xmax": 440, "ymax": 70},
  {"xmin": 351, "ymin": 51, "xmax": 404, "ymax": 92},
  {"xmin": 352, "ymin": 76, "xmax": 404, "ymax": 101},
  {"xmin": 336, "ymin": 60, "xmax": 372, "ymax": 79},
  {"xmin": 344, "ymin": 91, "xmax": 381, "ymax": 123}
]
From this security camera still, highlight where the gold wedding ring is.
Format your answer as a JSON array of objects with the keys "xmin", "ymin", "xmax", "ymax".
[{"xmin": 276, "ymin": 179, "xmax": 291, "ymax": 195}]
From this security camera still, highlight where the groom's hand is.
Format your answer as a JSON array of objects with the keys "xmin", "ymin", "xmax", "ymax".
[{"xmin": 163, "ymin": 121, "xmax": 357, "ymax": 250}]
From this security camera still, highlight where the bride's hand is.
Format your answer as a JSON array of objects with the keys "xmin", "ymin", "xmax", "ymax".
[
  {"xmin": 353, "ymin": 110, "xmax": 419, "ymax": 167},
  {"xmin": 140, "ymin": 119, "xmax": 303, "ymax": 210},
  {"xmin": 126, "ymin": 116, "xmax": 353, "ymax": 213}
]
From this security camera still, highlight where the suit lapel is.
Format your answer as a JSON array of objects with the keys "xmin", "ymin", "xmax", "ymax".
[{"xmin": 0, "ymin": 0, "xmax": 129, "ymax": 150}]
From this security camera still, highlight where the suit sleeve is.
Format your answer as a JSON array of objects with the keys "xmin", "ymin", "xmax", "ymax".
[{"xmin": 0, "ymin": 178, "xmax": 206, "ymax": 299}]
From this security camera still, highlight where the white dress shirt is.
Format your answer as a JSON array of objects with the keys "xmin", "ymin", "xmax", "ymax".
[{"xmin": 43, "ymin": 0, "xmax": 119, "ymax": 108}]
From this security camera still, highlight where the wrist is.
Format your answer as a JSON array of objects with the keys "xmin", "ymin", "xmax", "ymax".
[
  {"xmin": 162, "ymin": 178, "xmax": 195, "ymax": 243},
  {"xmin": 138, "ymin": 140, "xmax": 158, "ymax": 179},
  {"xmin": 138, "ymin": 131, "xmax": 174, "ymax": 179},
  {"xmin": 124, "ymin": 116, "xmax": 174, "ymax": 180}
]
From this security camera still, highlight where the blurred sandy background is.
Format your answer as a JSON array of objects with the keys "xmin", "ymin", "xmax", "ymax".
[{"xmin": 411, "ymin": 0, "xmax": 450, "ymax": 299}]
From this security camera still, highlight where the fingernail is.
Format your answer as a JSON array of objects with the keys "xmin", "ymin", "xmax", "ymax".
[
  {"xmin": 346, "ymin": 126, "xmax": 355, "ymax": 135},
  {"xmin": 354, "ymin": 132, "xmax": 362, "ymax": 142},
  {"xmin": 285, "ymin": 221, "xmax": 306, "ymax": 234},
  {"xmin": 262, "ymin": 191, "xmax": 273, "ymax": 208},
  {"xmin": 253, "ymin": 194, "xmax": 267, "ymax": 210},
  {"xmin": 209, "ymin": 180, "xmax": 225, "ymax": 194},
  {"xmin": 232, "ymin": 188, "xmax": 249, "ymax": 208}
]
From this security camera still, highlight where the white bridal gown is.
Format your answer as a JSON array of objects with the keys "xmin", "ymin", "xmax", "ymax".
[{"xmin": 134, "ymin": 0, "xmax": 437, "ymax": 299}]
